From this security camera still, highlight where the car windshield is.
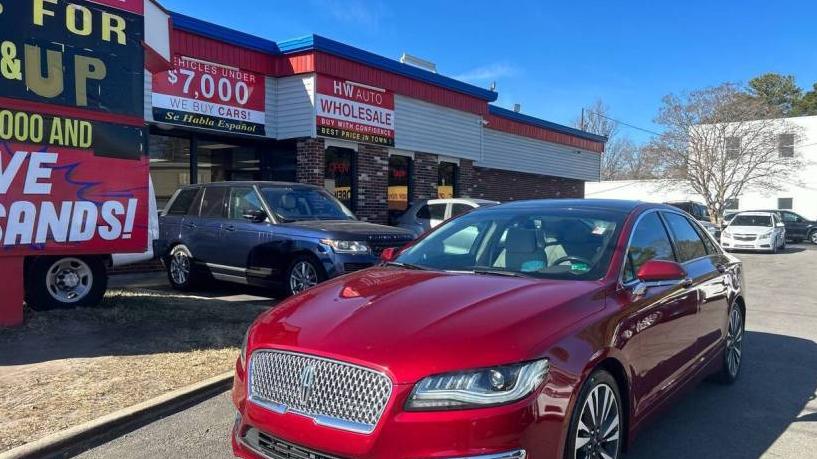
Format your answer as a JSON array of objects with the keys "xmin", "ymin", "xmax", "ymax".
[
  {"xmin": 396, "ymin": 208, "xmax": 624, "ymax": 280},
  {"xmin": 261, "ymin": 187, "xmax": 356, "ymax": 222},
  {"xmin": 730, "ymin": 215, "xmax": 773, "ymax": 227}
]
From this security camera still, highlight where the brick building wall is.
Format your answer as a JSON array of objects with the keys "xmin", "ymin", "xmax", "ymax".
[
  {"xmin": 296, "ymin": 137, "xmax": 325, "ymax": 186},
  {"xmin": 356, "ymin": 144, "xmax": 390, "ymax": 224},
  {"xmin": 412, "ymin": 153, "xmax": 438, "ymax": 201},
  {"xmin": 459, "ymin": 159, "xmax": 476, "ymax": 198},
  {"xmin": 471, "ymin": 166, "xmax": 585, "ymax": 202}
]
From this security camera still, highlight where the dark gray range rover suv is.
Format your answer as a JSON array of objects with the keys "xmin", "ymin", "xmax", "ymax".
[{"xmin": 157, "ymin": 182, "xmax": 414, "ymax": 295}]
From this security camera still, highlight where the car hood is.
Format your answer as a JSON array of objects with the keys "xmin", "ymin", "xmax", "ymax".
[
  {"xmin": 281, "ymin": 220, "xmax": 413, "ymax": 239},
  {"xmin": 250, "ymin": 268, "xmax": 607, "ymax": 384},
  {"xmin": 726, "ymin": 226, "xmax": 775, "ymax": 235}
]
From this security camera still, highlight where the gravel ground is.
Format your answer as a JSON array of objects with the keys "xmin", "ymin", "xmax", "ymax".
[
  {"xmin": 0, "ymin": 285, "xmax": 274, "ymax": 453},
  {"xmin": 76, "ymin": 245, "xmax": 817, "ymax": 458}
]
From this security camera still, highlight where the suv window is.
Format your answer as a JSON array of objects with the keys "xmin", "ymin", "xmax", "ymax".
[
  {"xmin": 229, "ymin": 187, "xmax": 263, "ymax": 220},
  {"xmin": 451, "ymin": 203, "xmax": 474, "ymax": 218},
  {"xmin": 624, "ymin": 212, "xmax": 676, "ymax": 282},
  {"xmin": 781, "ymin": 211, "xmax": 802, "ymax": 223},
  {"xmin": 166, "ymin": 188, "xmax": 198, "ymax": 215},
  {"xmin": 663, "ymin": 212, "xmax": 708, "ymax": 262},
  {"xmin": 417, "ymin": 204, "xmax": 446, "ymax": 220},
  {"xmin": 200, "ymin": 187, "xmax": 227, "ymax": 219}
]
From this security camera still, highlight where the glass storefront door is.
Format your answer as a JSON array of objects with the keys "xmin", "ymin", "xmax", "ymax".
[
  {"xmin": 149, "ymin": 135, "xmax": 192, "ymax": 207},
  {"xmin": 324, "ymin": 146, "xmax": 356, "ymax": 210},
  {"xmin": 197, "ymin": 141, "xmax": 263, "ymax": 183},
  {"xmin": 438, "ymin": 161, "xmax": 458, "ymax": 199},
  {"xmin": 388, "ymin": 155, "xmax": 412, "ymax": 224}
]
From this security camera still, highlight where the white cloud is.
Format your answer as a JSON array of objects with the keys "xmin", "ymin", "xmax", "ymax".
[{"xmin": 453, "ymin": 63, "xmax": 520, "ymax": 83}]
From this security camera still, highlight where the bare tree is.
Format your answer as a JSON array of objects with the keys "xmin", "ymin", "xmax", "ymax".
[
  {"xmin": 575, "ymin": 100, "xmax": 662, "ymax": 180},
  {"xmin": 654, "ymin": 83, "xmax": 805, "ymax": 222}
]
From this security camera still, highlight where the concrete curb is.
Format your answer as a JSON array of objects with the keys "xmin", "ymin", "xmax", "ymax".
[{"xmin": 1, "ymin": 371, "xmax": 234, "ymax": 459}]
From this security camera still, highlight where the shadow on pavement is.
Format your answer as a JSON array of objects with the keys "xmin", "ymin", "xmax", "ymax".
[{"xmin": 628, "ymin": 331, "xmax": 817, "ymax": 459}]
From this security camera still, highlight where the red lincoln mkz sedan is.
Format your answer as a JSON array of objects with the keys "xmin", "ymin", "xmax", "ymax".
[{"xmin": 231, "ymin": 200, "xmax": 745, "ymax": 459}]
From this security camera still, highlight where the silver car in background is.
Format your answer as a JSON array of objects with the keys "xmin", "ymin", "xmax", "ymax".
[{"xmin": 396, "ymin": 198, "xmax": 499, "ymax": 237}]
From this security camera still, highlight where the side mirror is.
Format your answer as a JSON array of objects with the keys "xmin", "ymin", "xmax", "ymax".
[
  {"xmin": 380, "ymin": 247, "xmax": 400, "ymax": 262},
  {"xmin": 776, "ymin": 222, "xmax": 785, "ymax": 228},
  {"xmin": 243, "ymin": 209, "xmax": 267, "ymax": 223},
  {"xmin": 636, "ymin": 259, "xmax": 687, "ymax": 283}
]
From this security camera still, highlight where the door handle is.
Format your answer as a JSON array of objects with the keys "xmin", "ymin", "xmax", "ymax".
[
  {"xmin": 681, "ymin": 278, "xmax": 694, "ymax": 288},
  {"xmin": 182, "ymin": 223, "xmax": 197, "ymax": 229},
  {"xmin": 224, "ymin": 225, "xmax": 236, "ymax": 232}
]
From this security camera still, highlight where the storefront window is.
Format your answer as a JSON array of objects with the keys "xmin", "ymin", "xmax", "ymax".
[
  {"xmin": 388, "ymin": 155, "xmax": 412, "ymax": 224},
  {"xmin": 198, "ymin": 141, "xmax": 262, "ymax": 184},
  {"xmin": 324, "ymin": 147, "xmax": 356, "ymax": 210},
  {"xmin": 149, "ymin": 135, "xmax": 192, "ymax": 207},
  {"xmin": 438, "ymin": 162, "xmax": 458, "ymax": 199}
]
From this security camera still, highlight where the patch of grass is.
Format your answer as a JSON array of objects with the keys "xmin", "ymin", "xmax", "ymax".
[{"xmin": 0, "ymin": 287, "xmax": 273, "ymax": 453}]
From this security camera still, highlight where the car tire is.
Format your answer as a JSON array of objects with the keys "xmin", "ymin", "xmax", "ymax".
[
  {"xmin": 810, "ymin": 230, "xmax": 817, "ymax": 245},
  {"xmin": 25, "ymin": 256, "xmax": 108, "ymax": 311},
  {"xmin": 715, "ymin": 303, "xmax": 744, "ymax": 384},
  {"xmin": 284, "ymin": 255, "xmax": 326, "ymax": 296},
  {"xmin": 166, "ymin": 245, "xmax": 198, "ymax": 291},
  {"xmin": 564, "ymin": 369, "xmax": 623, "ymax": 459}
]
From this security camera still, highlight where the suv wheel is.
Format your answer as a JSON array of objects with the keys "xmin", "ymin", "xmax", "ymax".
[
  {"xmin": 167, "ymin": 245, "xmax": 197, "ymax": 290},
  {"xmin": 286, "ymin": 256, "xmax": 325, "ymax": 296},
  {"xmin": 25, "ymin": 256, "xmax": 108, "ymax": 310},
  {"xmin": 810, "ymin": 230, "xmax": 817, "ymax": 245}
]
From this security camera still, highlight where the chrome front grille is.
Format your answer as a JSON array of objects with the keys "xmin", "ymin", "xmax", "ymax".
[
  {"xmin": 367, "ymin": 234, "xmax": 414, "ymax": 255},
  {"xmin": 734, "ymin": 234, "xmax": 757, "ymax": 242},
  {"xmin": 249, "ymin": 350, "xmax": 392, "ymax": 434}
]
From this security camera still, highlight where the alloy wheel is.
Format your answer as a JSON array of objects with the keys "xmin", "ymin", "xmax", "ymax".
[
  {"xmin": 290, "ymin": 261, "xmax": 318, "ymax": 294},
  {"xmin": 811, "ymin": 231, "xmax": 817, "ymax": 245},
  {"xmin": 574, "ymin": 383, "xmax": 621, "ymax": 459},
  {"xmin": 46, "ymin": 258, "xmax": 93, "ymax": 304},
  {"xmin": 725, "ymin": 307, "xmax": 744, "ymax": 378},
  {"xmin": 170, "ymin": 251, "xmax": 190, "ymax": 285}
]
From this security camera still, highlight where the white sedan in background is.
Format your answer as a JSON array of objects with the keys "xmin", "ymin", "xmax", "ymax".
[{"xmin": 721, "ymin": 211, "xmax": 787, "ymax": 253}]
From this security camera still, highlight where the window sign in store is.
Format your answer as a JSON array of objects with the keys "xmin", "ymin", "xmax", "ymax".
[
  {"xmin": 0, "ymin": 0, "xmax": 149, "ymax": 256},
  {"xmin": 316, "ymin": 76, "xmax": 395, "ymax": 147},
  {"xmin": 152, "ymin": 56, "xmax": 267, "ymax": 136}
]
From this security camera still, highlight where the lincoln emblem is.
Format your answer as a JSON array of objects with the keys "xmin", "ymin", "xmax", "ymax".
[{"xmin": 299, "ymin": 365, "xmax": 316, "ymax": 404}]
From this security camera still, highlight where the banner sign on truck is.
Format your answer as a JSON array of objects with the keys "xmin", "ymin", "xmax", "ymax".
[
  {"xmin": 316, "ymin": 76, "xmax": 395, "ymax": 147},
  {"xmin": 0, "ymin": 0, "xmax": 148, "ymax": 256},
  {"xmin": 152, "ymin": 56, "xmax": 267, "ymax": 136}
]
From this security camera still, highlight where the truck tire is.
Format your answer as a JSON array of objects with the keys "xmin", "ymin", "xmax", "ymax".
[{"xmin": 25, "ymin": 256, "xmax": 108, "ymax": 310}]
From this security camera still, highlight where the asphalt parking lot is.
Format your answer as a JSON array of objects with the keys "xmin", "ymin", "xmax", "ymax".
[{"xmin": 78, "ymin": 244, "xmax": 817, "ymax": 459}]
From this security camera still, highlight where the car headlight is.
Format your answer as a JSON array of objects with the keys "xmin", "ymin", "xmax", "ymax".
[
  {"xmin": 722, "ymin": 231, "xmax": 732, "ymax": 239},
  {"xmin": 759, "ymin": 231, "xmax": 773, "ymax": 239},
  {"xmin": 321, "ymin": 239, "xmax": 370, "ymax": 254},
  {"xmin": 239, "ymin": 328, "xmax": 250, "ymax": 367},
  {"xmin": 406, "ymin": 359, "xmax": 549, "ymax": 411}
]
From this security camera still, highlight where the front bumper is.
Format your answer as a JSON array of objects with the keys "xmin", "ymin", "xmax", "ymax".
[
  {"xmin": 720, "ymin": 236, "xmax": 775, "ymax": 251},
  {"xmin": 231, "ymin": 360, "xmax": 565, "ymax": 459},
  {"xmin": 320, "ymin": 251, "xmax": 379, "ymax": 278}
]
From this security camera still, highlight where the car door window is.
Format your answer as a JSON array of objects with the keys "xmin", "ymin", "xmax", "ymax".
[
  {"xmin": 429, "ymin": 204, "xmax": 446, "ymax": 221},
  {"xmin": 229, "ymin": 187, "xmax": 264, "ymax": 220},
  {"xmin": 782, "ymin": 212, "xmax": 799, "ymax": 223},
  {"xmin": 200, "ymin": 187, "xmax": 228, "ymax": 219},
  {"xmin": 624, "ymin": 212, "xmax": 676, "ymax": 282},
  {"xmin": 451, "ymin": 203, "xmax": 474, "ymax": 218},
  {"xmin": 166, "ymin": 188, "xmax": 198, "ymax": 215},
  {"xmin": 416, "ymin": 205, "xmax": 431, "ymax": 220},
  {"xmin": 663, "ymin": 212, "xmax": 708, "ymax": 262}
]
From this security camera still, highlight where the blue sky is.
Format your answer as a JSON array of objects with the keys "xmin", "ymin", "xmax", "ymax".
[{"xmin": 161, "ymin": 0, "xmax": 817, "ymax": 143}]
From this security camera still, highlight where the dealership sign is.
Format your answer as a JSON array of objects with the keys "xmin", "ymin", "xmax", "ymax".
[
  {"xmin": 316, "ymin": 76, "xmax": 395, "ymax": 147},
  {"xmin": 153, "ymin": 56, "xmax": 267, "ymax": 136},
  {"xmin": 0, "ymin": 0, "xmax": 148, "ymax": 256}
]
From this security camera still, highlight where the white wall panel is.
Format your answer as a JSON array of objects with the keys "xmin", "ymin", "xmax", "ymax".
[
  {"xmin": 479, "ymin": 129, "xmax": 601, "ymax": 181},
  {"xmin": 277, "ymin": 74, "xmax": 315, "ymax": 139},
  {"xmin": 264, "ymin": 76, "xmax": 277, "ymax": 138},
  {"xmin": 394, "ymin": 95, "xmax": 482, "ymax": 161}
]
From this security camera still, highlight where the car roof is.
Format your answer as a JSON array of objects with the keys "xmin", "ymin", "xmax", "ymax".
[
  {"xmin": 183, "ymin": 181, "xmax": 321, "ymax": 190},
  {"xmin": 486, "ymin": 199, "xmax": 647, "ymax": 214},
  {"xmin": 732, "ymin": 211, "xmax": 775, "ymax": 217}
]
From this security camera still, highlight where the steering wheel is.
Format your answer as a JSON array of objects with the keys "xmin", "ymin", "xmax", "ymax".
[{"xmin": 551, "ymin": 255, "xmax": 593, "ymax": 267}]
